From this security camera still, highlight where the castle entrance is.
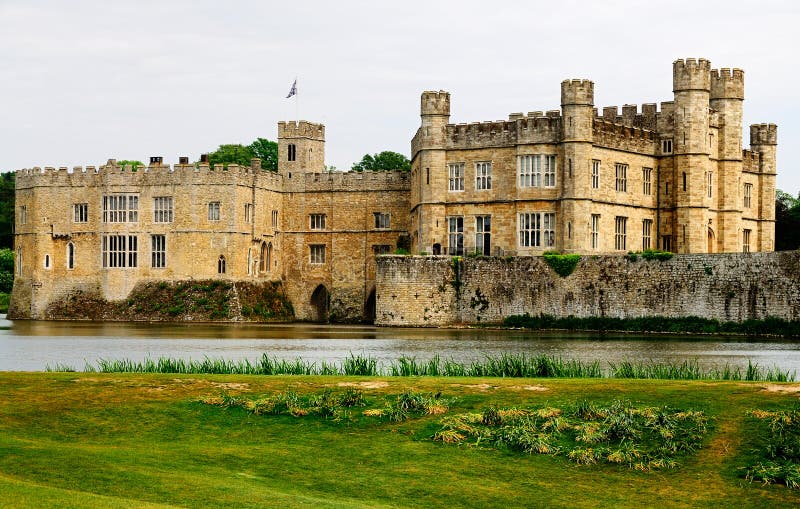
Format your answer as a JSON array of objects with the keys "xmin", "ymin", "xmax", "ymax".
[
  {"xmin": 364, "ymin": 288, "xmax": 376, "ymax": 324},
  {"xmin": 310, "ymin": 284, "xmax": 329, "ymax": 322}
]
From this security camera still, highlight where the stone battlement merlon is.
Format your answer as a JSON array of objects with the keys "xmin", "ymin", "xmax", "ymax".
[
  {"xmin": 278, "ymin": 120, "xmax": 325, "ymax": 141},
  {"xmin": 750, "ymin": 123, "xmax": 778, "ymax": 146},
  {"xmin": 710, "ymin": 67, "xmax": 745, "ymax": 100},
  {"xmin": 560, "ymin": 79, "xmax": 594, "ymax": 106},
  {"xmin": 673, "ymin": 57, "xmax": 712, "ymax": 92},
  {"xmin": 420, "ymin": 90, "xmax": 451, "ymax": 117}
]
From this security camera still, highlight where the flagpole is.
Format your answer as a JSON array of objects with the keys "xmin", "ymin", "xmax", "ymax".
[{"xmin": 295, "ymin": 76, "xmax": 299, "ymax": 121}]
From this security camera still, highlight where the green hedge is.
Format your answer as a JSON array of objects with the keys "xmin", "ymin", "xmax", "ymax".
[
  {"xmin": 542, "ymin": 252, "xmax": 581, "ymax": 277},
  {"xmin": 503, "ymin": 313, "xmax": 800, "ymax": 337}
]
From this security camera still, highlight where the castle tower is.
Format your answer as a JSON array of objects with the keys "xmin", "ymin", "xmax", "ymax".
[
  {"xmin": 710, "ymin": 67, "xmax": 745, "ymax": 252},
  {"xmin": 672, "ymin": 58, "xmax": 712, "ymax": 253},
  {"xmin": 560, "ymin": 79, "xmax": 594, "ymax": 252},
  {"xmin": 750, "ymin": 123, "xmax": 778, "ymax": 251},
  {"xmin": 411, "ymin": 91, "xmax": 450, "ymax": 253},
  {"xmin": 277, "ymin": 121, "xmax": 326, "ymax": 176}
]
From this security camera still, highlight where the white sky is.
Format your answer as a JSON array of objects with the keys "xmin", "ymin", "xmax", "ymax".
[{"xmin": 1, "ymin": 0, "xmax": 798, "ymax": 194}]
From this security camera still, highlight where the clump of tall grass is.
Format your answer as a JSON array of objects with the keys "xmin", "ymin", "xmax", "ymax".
[
  {"xmin": 433, "ymin": 400, "xmax": 709, "ymax": 470},
  {"xmin": 741, "ymin": 408, "xmax": 800, "ymax": 488},
  {"xmin": 48, "ymin": 353, "xmax": 795, "ymax": 382},
  {"xmin": 200, "ymin": 388, "xmax": 366, "ymax": 420},
  {"xmin": 201, "ymin": 388, "xmax": 450, "ymax": 423},
  {"xmin": 378, "ymin": 390, "xmax": 454, "ymax": 422}
]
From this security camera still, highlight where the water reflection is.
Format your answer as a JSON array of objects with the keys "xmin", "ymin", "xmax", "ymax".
[{"xmin": 2, "ymin": 316, "xmax": 800, "ymax": 373}]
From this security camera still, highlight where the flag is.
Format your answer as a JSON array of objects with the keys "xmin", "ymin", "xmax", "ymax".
[{"xmin": 286, "ymin": 79, "xmax": 297, "ymax": 98}]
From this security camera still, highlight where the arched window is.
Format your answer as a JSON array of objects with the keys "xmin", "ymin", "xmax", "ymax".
[
  {"xmin": 259, "ymin": 241, "xmax": 267, "ymax": 273},
  {"xmin": 16, "ymin": 248, "xmax": 22, "ymax": 276},
  {"xmin": 218, "ymin": 255, "xmax": 226, "ymax": 274},
  {"xmin": 67, "ymin": 243, "xmax": 75, "ymax": 270},
  {"xmin": 267, "ymin": 242, "xmax": 273, "ymax": 271},
  {"xmin": 247, "ymin": 249, "xmax": 252, "ymax": 275},
  {"xmin": 44, "ymin": 254, "xmax": 51, "ymax": 269}
]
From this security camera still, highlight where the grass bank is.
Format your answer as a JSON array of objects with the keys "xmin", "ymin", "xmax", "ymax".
[
  {"xmin": 1, "ymin": 373, "xmax": 799, "ymax": 507},
  {"xmin": 503, "ymin": 313, "xmax": 800, "ymax": 337},
  {"xmin": 48, "ymin": 353, "xmax": 796, "ymax": 382}
]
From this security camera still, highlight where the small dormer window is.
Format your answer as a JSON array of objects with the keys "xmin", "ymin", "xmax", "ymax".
[{"xmin": 288, "ymin": 144, "xmax": 297, "ymax": 162}]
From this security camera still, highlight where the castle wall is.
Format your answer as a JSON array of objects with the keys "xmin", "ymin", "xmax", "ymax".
[
  {"xmin": 375, "ymin": 252, "xmax": 800, "ymax": 326},
  {"xmin": 279, "ymin": 171, "xmax": 411, "ymax": 322}
]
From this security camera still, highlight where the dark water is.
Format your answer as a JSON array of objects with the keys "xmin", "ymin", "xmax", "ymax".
[{"xmin": 2, "ymin": 316, "xmax": 800, "ymax": 373}]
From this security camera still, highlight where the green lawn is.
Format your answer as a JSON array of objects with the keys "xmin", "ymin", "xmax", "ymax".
[{"xmin": 1, "ymin": 373, "xmax": 799, "ymax": 508}]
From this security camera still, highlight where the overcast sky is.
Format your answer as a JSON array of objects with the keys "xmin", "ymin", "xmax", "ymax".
[{"xmin": 1, "ymin": 0, "xmax": 798, "ymax": 193}]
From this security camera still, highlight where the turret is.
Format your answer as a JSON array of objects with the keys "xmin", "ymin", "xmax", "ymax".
[
  {"xmin": 421, "ymin": 90, "xmax": 450, "ymax": 127},
  {"xmin": 411, "ymin": 91, "xmax": 451, "ymax": 254},
  {"xmin": 672, "ymin": 58, "xmax": 712, "ymax": 253},
  {"xmin": 277, "ymin": 120, "xmax": 326, "ymax": 176},
  {"xmin": 560, "ymin": 79, "xmax": 594, "ymax": 141},
  {"xmin": 710, "ymin": 68, "xmax": 744, "ymax": 161},
  {"xmin": 750, "ymin": 123, "xmax": 777, "ymax": 250},
  {"xmin": 560, "ymin": 79, "xmax": 595, "ymax": 252},
  {"xmin": 673, "ymin": 58, "xmax": 711, "ymax": 155}
]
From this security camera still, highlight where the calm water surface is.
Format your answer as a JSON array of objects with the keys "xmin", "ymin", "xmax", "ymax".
[{"xmin": 2, "ymin": 316, "xmax": 800, "ymax": 373}]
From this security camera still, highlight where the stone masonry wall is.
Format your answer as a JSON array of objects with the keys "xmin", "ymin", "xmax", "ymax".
[{"xmin": 375, "ymin": 252, "xmax": 800, "ymax": 326}]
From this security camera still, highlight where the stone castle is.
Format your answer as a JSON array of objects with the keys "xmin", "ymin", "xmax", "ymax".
[{"xmin": 9, "ymin": 58, "xmax": 777, "ymax": 322}]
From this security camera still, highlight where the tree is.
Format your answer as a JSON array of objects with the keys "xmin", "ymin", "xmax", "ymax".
[
  {"xmin": 116, "ymin": 160, "xmax": 144, "ymax": 169},
  {"xmin": 352, "ymin": 151, "xmax": 411, "ymax": 172},
  {"xmin": 0, "ymin": 247, "xmax": 13, "ymax": 293},
  {"xmin": 205, "ymin": 138, "xmax": 279, "ymax": 172},
  {"xmin": 249, "ymin": 138, "xmax": 278, "ymax": 172},
  {"xmin": 206, "ymin": 144, "xmax": 256, "ymax": 168},
  {"xmin": 0, "ymin": 172, "xmax": 15, "ymax": 249},
  {"xmin": 775, "ymin": 189, "xmax": 800, "ymax": 251}
]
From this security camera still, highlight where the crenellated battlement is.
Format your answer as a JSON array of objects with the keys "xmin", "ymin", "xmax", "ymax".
[
  {"xmin": 283, "ymin": 170, "xmax": 411, "ymax": 192},
  {"xmin": 592, "ymin": 118, "xmax": 657, "ymax": 154},
  {"xmin": 750, "ymin": 123, "xmax": 778, "ymax": 146},
  {"xmin": 15, "ymin": 161, "xmax": 284, "ymax": 190},
  {"xmin": 561, "ymin": 79, "xmax": 594, "ymax": 106},
  {"xmin": 594, "ymin": 102, "xmax": 669, "ymax": 131},
  {"xmin": 421, "ymin": 90, "xmax": 451, "ymax": 117},
  {"xmin": 443, "ymin": 114, "xmax": 562, "ymax": 150},
  {"xmin": 711, "ymin": 67, "xmax": 744, "ymax": 100},
  {"xmin": 278, "ymin": 120, "xmax": 325, "ymax": 140},
  {"xmin": 742, "ymin": 149, "xmax": 762, "ymax": 172},
  {"xmin": 673, "ymin": 57, "xmax": 711, "ymax": 92}
]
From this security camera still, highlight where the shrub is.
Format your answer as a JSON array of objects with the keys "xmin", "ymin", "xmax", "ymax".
[{"xmin": 542, "ymin": 252, "xmax": 581, "ymax": 277}]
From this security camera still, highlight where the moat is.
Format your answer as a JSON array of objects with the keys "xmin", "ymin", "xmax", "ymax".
[{"xmin": 2, "ymin": 315, "xmax": 800, "ymax": 373}]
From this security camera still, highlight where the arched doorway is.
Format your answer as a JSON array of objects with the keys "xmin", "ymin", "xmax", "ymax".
[
  {"xmin": 310, "ymin": 284, "xmax": 329, "ymax": 322},
  {"xmin": 364, "ymin": 288, "xmax": 376, "ymax": 324},
  {"xmin": 708, "ymin": 228, "xmax": 715, "ymax": 253}
]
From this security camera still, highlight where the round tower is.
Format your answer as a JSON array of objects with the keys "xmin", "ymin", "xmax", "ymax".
[
  {"xmin": 751, "ymin": 123, "xmax": 778, "ymax": 251},
  {"xmin": 672, "ymin": 58, "xmax": 712, "ymax": 253},
  {"xmin": 560, "ymin": 79, "xmax": 594, "ymax": 252},
  {"xmin": 710, "ymin": 67, "xmax": 745, "ymax": 252},
  {"xmin": 411, "ymin": 91, "xmax": 450, "ymax": 254}
]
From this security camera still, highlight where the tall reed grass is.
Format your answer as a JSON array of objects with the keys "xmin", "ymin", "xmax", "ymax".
[{"xmin": 44, "ymin": 353, "xmax": 796, "ymax": 382}]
